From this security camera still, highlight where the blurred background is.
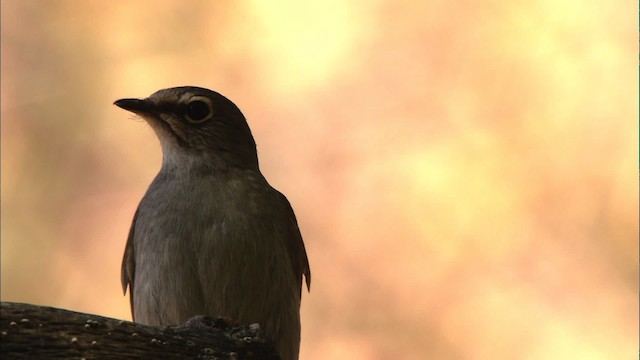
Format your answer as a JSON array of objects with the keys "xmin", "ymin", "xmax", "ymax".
[{"xmin": 1, "ymin": 1, "xmax": 637, "ymax": 359}]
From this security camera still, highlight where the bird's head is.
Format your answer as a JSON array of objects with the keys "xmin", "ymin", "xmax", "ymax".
[{"xmin": 115, "ymin": 86, "xmax": 258, "ymax": 170}]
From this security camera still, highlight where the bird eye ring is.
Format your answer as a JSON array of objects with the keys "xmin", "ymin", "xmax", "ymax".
[{"xmin": 185, "ymin": 97, "xmax": 213, "ymax": 123}]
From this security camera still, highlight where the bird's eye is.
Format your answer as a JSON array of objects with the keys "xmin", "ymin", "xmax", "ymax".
[{"xmin": 185, "ymin": 99, "xmax": 212, "ymax": 123}]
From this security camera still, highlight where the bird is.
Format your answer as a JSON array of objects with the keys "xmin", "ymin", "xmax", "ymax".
[{"xmin": 114, "ymin": 86, "xmax": 311, "ymax": 360}]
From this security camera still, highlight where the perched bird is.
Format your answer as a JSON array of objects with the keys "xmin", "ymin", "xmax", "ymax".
[{"xmin": 114, "ymin": 86, "xmax": 311, "ymax": 360}]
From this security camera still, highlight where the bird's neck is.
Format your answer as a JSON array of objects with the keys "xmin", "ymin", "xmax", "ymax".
[{"xmin": 160, "ymin": 148, "xmax": 259, "ymax": 178}]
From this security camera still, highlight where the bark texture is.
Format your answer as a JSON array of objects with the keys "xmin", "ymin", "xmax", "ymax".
[{"xmin": 0, "ymin": 302, "xmax": 280, "ymax": 359}]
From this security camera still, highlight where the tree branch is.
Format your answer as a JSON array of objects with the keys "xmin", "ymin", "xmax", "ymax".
[{"xmin": 0, "ymin": 302, "xmax": 280, "ymax": 359}]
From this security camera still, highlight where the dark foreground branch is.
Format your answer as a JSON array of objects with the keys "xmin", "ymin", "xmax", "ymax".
[{"xmin": 0, "ymin": 302, "xmax": 280, "ymax": 359}]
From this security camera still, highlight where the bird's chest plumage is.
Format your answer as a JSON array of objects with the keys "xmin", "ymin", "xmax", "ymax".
[
  {"xmin": 131, "ymin": 171, "xmax": 294, "ymax": 327},
  {"xmin": 138, "ymin": 174, "xmax": 252, "ymax": 248}
]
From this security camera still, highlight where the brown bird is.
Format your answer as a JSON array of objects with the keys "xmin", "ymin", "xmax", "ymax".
[{"xmin": 114, "ymin": 86, "xmax": 311, "ymax": 360}]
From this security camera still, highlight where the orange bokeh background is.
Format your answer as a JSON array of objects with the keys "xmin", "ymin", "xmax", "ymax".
[{"xmin": 1, "ymin": 1, "xmax": 637, "ymax": 359}]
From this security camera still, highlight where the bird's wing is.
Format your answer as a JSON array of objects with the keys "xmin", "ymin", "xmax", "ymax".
[
  {"xmin": 277, "ymin": 192, "xmax": 311, "ymax": 295},
  {"xmin": 121, "ymin": 207, "xmax": 139, "ymax": 321}
]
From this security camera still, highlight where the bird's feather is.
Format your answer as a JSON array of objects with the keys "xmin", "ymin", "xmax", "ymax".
[
  {"xmin": 121, "ymin": 207, "xmax": 139, "ymax": 321},
  {"xmin": 276, "ymin": 191, "xmax": 311, "ymax": 295}
]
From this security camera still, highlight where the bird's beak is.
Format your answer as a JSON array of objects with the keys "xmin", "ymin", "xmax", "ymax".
[{"xmin": 114, "ymin": 98, "xmax": 156, "ymax": 114}]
